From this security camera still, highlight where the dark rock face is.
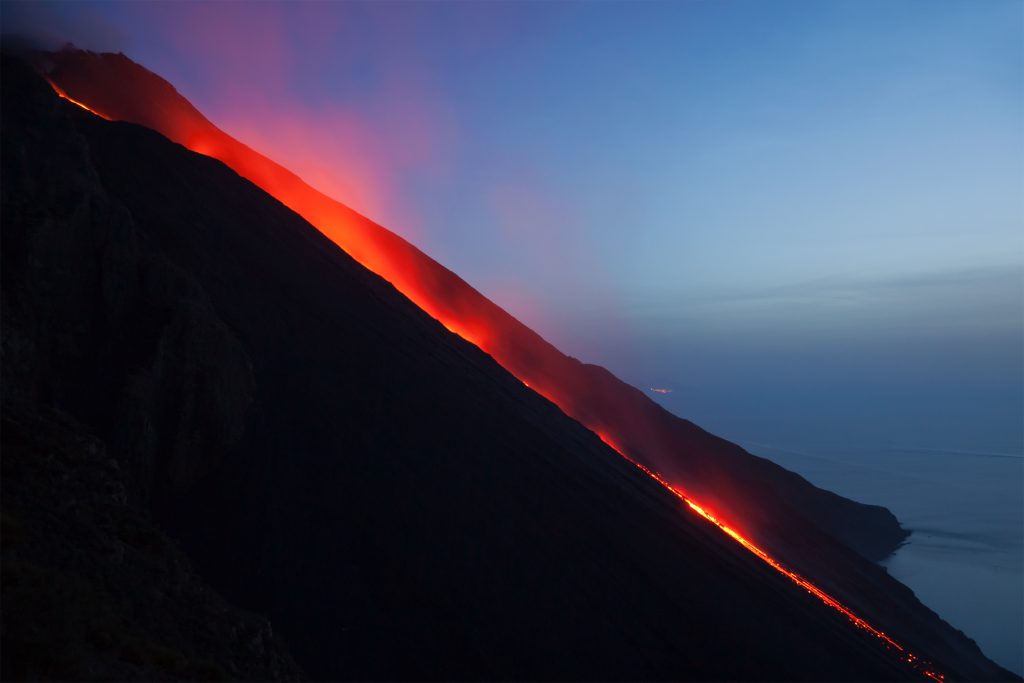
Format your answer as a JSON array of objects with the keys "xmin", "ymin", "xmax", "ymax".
[
  {"xmin": 1, "ymin": 57, "xmax": 297, "ymax": 681},
  {"xmin": 0, "ymin": 407, "xmax": 302, "ymax": 681},
  {"xmin": 0, "ymin": 55, "xmax": 1014, "ymax": 681},
  {"xmin": 0, "ymin": 54, "xmax": 254, "ymax": 508}
]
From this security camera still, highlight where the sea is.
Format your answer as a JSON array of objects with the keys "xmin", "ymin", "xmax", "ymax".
[{"xmin": 743, "ymin": 440, "xmax": 1024, "ymax": 677}]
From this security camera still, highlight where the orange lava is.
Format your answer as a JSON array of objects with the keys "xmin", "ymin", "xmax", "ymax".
[
  {"xmin": 594, "ymin": 429, "xmax": 947, "ymax": 683},
  {"xmin": 47, "ymin": 80, "xmax": 111, "ymax": 120},
  {"xmin": 53, "ymin": 83, "xmax": 946, "ymax": 683}
]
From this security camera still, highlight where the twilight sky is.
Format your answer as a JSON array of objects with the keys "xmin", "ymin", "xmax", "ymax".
[{"xmin": 6, "ymin": 0, "xmax": 1022, "ymax": 453}]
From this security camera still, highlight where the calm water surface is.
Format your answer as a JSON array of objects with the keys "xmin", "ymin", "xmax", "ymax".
[{"xmin": 747, "ymin": 442, "xmax": 1024, "ymax": 676}]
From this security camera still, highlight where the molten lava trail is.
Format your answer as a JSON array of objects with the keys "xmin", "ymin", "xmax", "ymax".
[
  {"xmin": 53, "ymin": 89, "xmax": 946, "ymax": 683},
  {"xmin": 592, "ymin": 429, "xmax": 947, "ymax": 683},
  {"xmin": 49, "ymin": 82, "xmax": 111, "ymax": 120}
]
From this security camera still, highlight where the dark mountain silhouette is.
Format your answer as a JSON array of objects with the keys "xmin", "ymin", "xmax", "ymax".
[
  {"xmin": 1, "ymin": 53, "xmax": 1015, "ymax": 681},
  {"xmin": 32, "ymin": 47, "xmax": 909, "ymax": 569}
]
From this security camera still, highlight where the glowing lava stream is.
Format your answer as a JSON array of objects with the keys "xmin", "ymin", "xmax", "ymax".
[
  {"xmin": 53, "ymin": 89, "xmax": 946, "ymax": 683},
  {"xmin": 592, "ymin": 429, "xmax": 946, "ymax": 683},
  {"xmin": 48, "ymin": 81, "xmax": 111, "ymax": 120}
]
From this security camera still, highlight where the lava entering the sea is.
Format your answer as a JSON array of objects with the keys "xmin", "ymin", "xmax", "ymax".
[{"xmin": 50, "ymin": 79, "xmax": 947, "ymax": 683}]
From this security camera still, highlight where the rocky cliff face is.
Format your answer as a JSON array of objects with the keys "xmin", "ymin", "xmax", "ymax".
[
  {"xmin": 1, "ymin": 54, "xmax": 1014, "ymax": 681},
  {"xmin": 1, "ymin": 56, "xmax": 299, "ymax": 680},
  {"xmin": 1, "ymin": 408, "xmax": 301, "ymax": 681}
]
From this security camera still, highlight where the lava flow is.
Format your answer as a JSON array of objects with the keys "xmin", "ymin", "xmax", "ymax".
[
  {"xmin": 48, "ymin": 80, "xmax": 110, "ymax": 120},
  {"xmin": 47, "ymin": 64, "xmax": 947, "ymax": 683},
  {"xmin": 594, "ymin": 428, "xmax": 947, "ymax": 683}
]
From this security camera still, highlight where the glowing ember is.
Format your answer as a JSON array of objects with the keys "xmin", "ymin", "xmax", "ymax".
[{"xmin": 50, "ymin": 79, "xmax": 947, "ymax": 683}]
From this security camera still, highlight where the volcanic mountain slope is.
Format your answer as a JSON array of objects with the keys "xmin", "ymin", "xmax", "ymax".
[
  {"xmin": 1, "ymin": 55, "xmax": 1014, "ymax": 681},
  {"xmin": 34, "ymin": 47, "xmax": 909, "ymax": 568},
  {"xmin": 31, "ymin": 48, "xmax": 1020, "ymax": 681}
]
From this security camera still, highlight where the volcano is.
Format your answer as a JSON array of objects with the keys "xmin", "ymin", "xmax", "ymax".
[
  {"xmin": 0, "ymin": 50, "xmax": 1015, "ymax": 680},
  {"xmin": 32, "ymin": 47, "xmax": 909, "ymax": 567}
]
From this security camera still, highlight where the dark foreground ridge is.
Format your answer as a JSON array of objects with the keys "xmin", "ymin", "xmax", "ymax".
[{"xmin": 1, "ymin": 55, "xmax": 1015, "ymax": 681}]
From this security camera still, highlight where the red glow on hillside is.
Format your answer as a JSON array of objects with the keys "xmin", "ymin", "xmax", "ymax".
[
  {"xmin": 95, "ymin": 0, "xmax": 458, "ymax": 240},
  {"xmin": 43, "ymin": 50, "xmax": 771, "ymax": 562},
  {"xmin": 46, "ymin": 62, "xmax": 946, "ymax": 681}
]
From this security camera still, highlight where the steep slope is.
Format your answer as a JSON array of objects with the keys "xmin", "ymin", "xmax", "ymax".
[
  {"xmin": 1, "ymin": 55, "xmax": 1013, "ymax": 681},
  {"xmin": 33, "ymin": 47, "xmax": 908, "ymax": 566}
]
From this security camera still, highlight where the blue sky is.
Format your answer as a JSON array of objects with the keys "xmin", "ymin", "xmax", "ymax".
[{"xmin": 6, "ymin": 0, "xmax": 1022, "ymax": 452}]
